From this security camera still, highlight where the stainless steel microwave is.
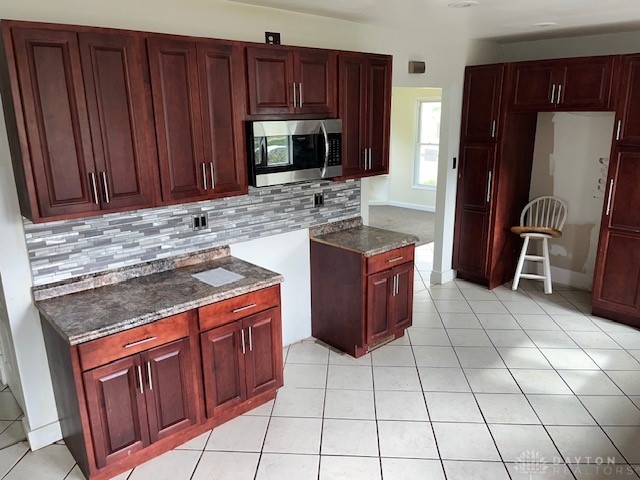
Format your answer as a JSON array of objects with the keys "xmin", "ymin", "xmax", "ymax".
[{"xmin": 247, "ymin": 119, "xmax": 342, "ymax": 187}]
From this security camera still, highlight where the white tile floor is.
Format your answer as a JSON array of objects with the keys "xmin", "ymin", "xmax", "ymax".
[{"xmin": 4, "ymin": 243, "xmax": 640, "ymax": 479}]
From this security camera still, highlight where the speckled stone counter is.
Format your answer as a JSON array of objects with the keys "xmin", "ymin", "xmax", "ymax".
[
  {"xmin": 311, "ymin": 219, "xmax": 419, "ymax": 257},
  {"xmin": 35, "ymin": 252, "xmax": 283, "ymax": 345}
]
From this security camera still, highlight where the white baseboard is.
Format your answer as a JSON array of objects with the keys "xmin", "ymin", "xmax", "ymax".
[
  {"xmin": 531, "ymin": 265, "xmax": 593, "ymax": 290},
  {"xmin": 369, "ymin": 200, "xmax": 436, "ymax": 213},
  {"xmin": 430, "ymin": 269, "xmax": 456, "ymax": 285},
  {"xmin": 23, "ymin": 417, "xmax": 62, "ymax": 450}
]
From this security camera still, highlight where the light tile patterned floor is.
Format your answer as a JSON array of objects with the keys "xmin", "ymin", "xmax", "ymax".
[{"xmin": 4, "ymin": 243, "xmax": 640, "ymax": 479}]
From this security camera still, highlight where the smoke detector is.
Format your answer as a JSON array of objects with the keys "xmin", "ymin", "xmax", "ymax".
[{"xmin": 448, "ymin": 0, "xmax": 479, "ymax": 7}]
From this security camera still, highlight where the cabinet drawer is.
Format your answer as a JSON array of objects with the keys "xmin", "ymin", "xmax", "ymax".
[
  {"xmin": 198, "ymin": 286, "xmax": 280, "ymax": 332},
  {"xmin": 367, "ymin": 245, "xmax": 415, "ymax": 275},
  {"xmin": 78, "ymin": 312, "xmax": 191, "ymax": 371}
]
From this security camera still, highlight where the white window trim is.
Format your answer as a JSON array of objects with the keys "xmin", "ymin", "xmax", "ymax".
[{"xmin": 412, "ymin": 99, "xmax": 441, "ymax": 190}]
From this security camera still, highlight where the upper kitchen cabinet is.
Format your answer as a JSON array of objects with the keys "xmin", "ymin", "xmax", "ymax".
[
  {"xmin": 613, "ymin": 54, "xmax": 640, "ymax": 146},
  {"xmin": 79, "ymin": 32, "xmax": 158, "ymax": 211},
  {"xmin": 246, "ymin": 45, "xmax": 337, "ymax": 116},
  {"xmin": 461, "ymin": 64, "xmax": 505, "ymax": 142},
  {"xmin": 0, "ymin": 23, "xmax": 158, "ymax": 222},
  {"xmin": 147, "ymin": 36, "xmax": 247, "ymax": 204},
  {"xmin": 511, "ymin": 56, "xmax": 617, "ymax": 111},
  {"xmin": 338, "ymin": 53, "xmax": 392, "ymax": 179}
]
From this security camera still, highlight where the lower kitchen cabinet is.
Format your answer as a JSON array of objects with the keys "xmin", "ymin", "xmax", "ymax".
[
  {"xmin": 40, "ymin": 286, "xmax": 283, "ymax": 480},
  {"xmin": 311, "ymin": 242, "xmax": 414, "ymax": 357},
  {"xmin": 201, "ymin": 307, "xmax": 282, "ymax": 417}
]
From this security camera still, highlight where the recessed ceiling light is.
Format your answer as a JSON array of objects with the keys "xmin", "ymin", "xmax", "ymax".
[
  {"xmin": 532, "ymin": 22, "xmax": 557, "ymax": 28},
  {"xmin": 448, "ymin": 0, "xmax": 479, "ymax": 8}
]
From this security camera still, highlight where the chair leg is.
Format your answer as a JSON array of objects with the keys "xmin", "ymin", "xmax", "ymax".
[
  {"xmin": 512, "ymin": 236, "xmax": 530, "ymax": 291},
  {"xmin": 542, "ymin": 237, "xmax": 552, "ymax": 294}
]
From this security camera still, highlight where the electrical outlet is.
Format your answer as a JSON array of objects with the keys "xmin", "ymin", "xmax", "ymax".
[
  {"xmin": 192, "ymin": 213, "xmax": 208, "ymax": 231},
  {"xmin": 314, "ymin": 193, "xmax": 324, "ymax": 208}
]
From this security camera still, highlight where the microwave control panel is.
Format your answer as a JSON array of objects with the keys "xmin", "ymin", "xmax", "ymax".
[{"xmin": 328, "ymin": 136, "xmax": 342, "ymax": 167}]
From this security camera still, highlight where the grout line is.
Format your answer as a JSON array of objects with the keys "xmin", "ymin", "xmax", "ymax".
[{"xmin": 316, "ymin": 349, "xmax": 331, "ymax": 480}]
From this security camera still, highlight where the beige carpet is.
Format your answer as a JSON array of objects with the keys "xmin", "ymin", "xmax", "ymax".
[{"xmin": 369, "ymin": 205, "xmax": 436, "ymax": 247}]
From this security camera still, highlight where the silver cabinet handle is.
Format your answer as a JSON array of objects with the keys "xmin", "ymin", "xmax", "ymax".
[
  {"xmin": 209, "ymin": 162, "xmax": 215, "ymax": 190},
  {"xmin": 89, "ymin": 173, "xmax": 99, "ymax": 205},
  {"xmin": 550, "ymin": 84, "xmax": 556, "ymax": 104},
  {"xmin": 363, "ymin": 149, "xmax": 368, "ymax": 170},
  {"xmin": 299, "ymin": 82, "xmax": 303, "ymax": 108},
  {"xmin": 248, "ymin": 326, "xmax": 253, "ymax": 351},
  {"xmin": 232, "ymin": 304, "xmax": 257, "ymax": 314},
  {"xmin": 491, "ymin": 120, "xmax": 496, "ymax": 138},
  {"xmin": 292, "ymin": 82, "xmax": 297, "ymax": 108},
  {"xmin": 124, "ymin": 336, "xmax": 157, "ymax": 349},
  {"xmin": 616, "ymin": 120, "xmax": 622, "ymax": 141},
  {"xmin": 202, "ymin": 163, "xmax": 207, "ymax": 191},
  {"xmin": 136, "ymin": 365, "xmax": 144, "ymax": 394},
  {"xmin": 241, "ymin": 329, "xmax": 246, "ymax": 354},
  {"xmin": 387, "ymin": 256, "xmax": 404, "ymax": 264},
  {"xmin": 100, "ymin": 172, "xmax": 110, "ymax": 204},
  {"xmin": 392, "ymin": 275, "xmax": 397, "ymax": 296},
  {"xmin": 606, "ymin": 179, "xmax": 614, "ymax": 216},
  {"xmin": 147, "ymin": 361, "xmax": 153, "ymax": 391},
  {"xmin": 368, "ymin": 148, "xmax": 372, "ymax": 170},
  {"xmin": 556, "ymin": 84, "xmax": 562, "ymax": 105},
  {"xmin": 486, "ymin": 170, "xmax": 493, "ymax": 203}
]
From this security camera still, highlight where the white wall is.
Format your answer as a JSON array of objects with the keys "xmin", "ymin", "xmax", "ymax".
[
  {"xmin": 231, "ymin": 230, "xmax": 311, "ymax": 346},
  {"xmin": 0, "ymin": 0, "xmax": 500, "ymax": 448},
  {"xmin": 500, "ymin": 30, "xmax": 640, "ymax": 62},
  {"xmin": 528, "ymin": 112, "xmax": 614, "ymax": 290}
]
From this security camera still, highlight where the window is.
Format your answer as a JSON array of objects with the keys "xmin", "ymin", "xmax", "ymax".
[{"xmin": 414, "ymin": 100, "xmax": 441, "ymax": 188}]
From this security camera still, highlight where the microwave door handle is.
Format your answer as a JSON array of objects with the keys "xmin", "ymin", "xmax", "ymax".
[
  {"xmin": 260, "ymin": 137, "xmax": 267, "ymax": 166},
  {"xmin": 320, "ymin": 121, "xmax": 330, "ymax": 176}
]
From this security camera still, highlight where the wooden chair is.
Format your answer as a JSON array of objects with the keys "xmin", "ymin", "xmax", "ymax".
[{"xmin": 511, "ymin": 196, "xmax": 568, "ymax": 294}]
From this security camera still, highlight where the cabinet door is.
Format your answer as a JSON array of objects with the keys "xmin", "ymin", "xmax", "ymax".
[
  {"xmin": 83, "ymin": 355, "xmax": 149, "ymax": 469},
  {"xmin": 557, "ymin": 56, "xmax": 616, "ymax": 110},
  {"xmin": 79, "ymin": 32, "xmax": 156, "ymax": 211},
  {"xmin": 246, "ymin": 47, "xmax": 294, "ymax": 115},
  {"xmin": 593, "ymin": 149, "xmax": 640, "ymax": 317},
  {"xmin": 295, "ymin": 50, "xmax": 337, "ymax": 115},
  {"xmin": 11, "ymin": 28, "xmax": 100, "ymax": 218},
  {"xmin": 197, "ymin": 41, "xmax": 248, "ymax": 196},
  {"xmin": 367, "ymin": 56, "xmax": 392, "ymax": 174},
  {"xmin": 389, "ymin": 262, "xmax": 414, "ymax": 331},
  {"xmin": 142, "ymin": 338, "xmax": 196, "ymax": 443},
  {"xmin": 200, "ymin": 321, "xmax": 246, "ymax": 418},
  {"xmin": 338, "ymin": 54, "xmax": 367, "ymax": 177},
  {"xmin": 243, "ymin": 308, "xmax": 283, "ymax": 398},
  {"xmin": 147, "ymin": 37, "xmax": 207, "ymax": 203},
  {"xmin": 366, "ymin": 270, "xmax": 392, "ymax": 344},
  {"xmin": 461, "ymin": 64, "xmax": 504, "ymax": 141},
  {"xmin": 615, "ymin": 55, "xmax": 640, "ymax": 145},
  {"xmin": 511, "ymin": 61, "xmax": 557, "ymax": 110},
  {"xmin": 453, "ymin": 143, "xmax": 496, "ymax": 277}
]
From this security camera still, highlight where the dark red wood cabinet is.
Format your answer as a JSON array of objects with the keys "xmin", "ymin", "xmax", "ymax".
[
  {"xmin": 613, "ymin": 55, "xmax": 640, "ymax": 146},
  {"xmin": 453, "ymin": 143, "xmax": 496, "ymax": 280},
  {"xmin": 201, "ymin": 307, "xmax": 282, "ymax": 418},
  {"xmin": 338, "ymin": 53, "xmax": 392, "ymax": 179},
  {"xmin": 311, "ymin": 242, "xmax": 414, "ymax": 358},
  {"xmin": 41, "ymin": 287, "xmax": 283, "ymax": 480},
  {"xmin": 83, "ymin": 337, "xmax": 196, "ymax": 469},
  {"xmin": 461, "ymin": 64, "xmax": 505, "ymax": 142},
  {"xmin": 3, "ymin": 24, "xmax": 158, "ymax": 222},
  {"xmin": 511, "ymin": 56, "xmax": 617, "ymax": 111},
  {"xmin": 147, "ymin": 36, "xmax": 247, "ymax": 204},
  {"xmin": 592, "ymin": 148, "xmax": 640, "ymax": 324},
  {"xmin": 246, "ymin": 45, "xmax": 337, "ymax": 116}
]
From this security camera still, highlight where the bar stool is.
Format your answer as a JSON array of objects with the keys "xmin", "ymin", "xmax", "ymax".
[{"xmin": 511, "ymin": 196, "xmax": 568, "ymax": 294}]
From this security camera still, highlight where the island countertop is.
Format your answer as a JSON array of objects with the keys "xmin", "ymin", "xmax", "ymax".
[
  {"xmin": 310, "ymin": 220, "xmax": 419, "ymax": 257},
  {"xmin": 35, "ymin": 253, "xmax": 283, "ymax": 346}
]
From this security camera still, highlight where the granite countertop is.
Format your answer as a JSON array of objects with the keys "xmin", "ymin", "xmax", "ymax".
[
  {"xmin": 311, "ymin": 222, "xmax": 419, "ymax": 257},
  {"xmin": 36, "ymin": 255, "xmax": 283, "ymax": 346}
]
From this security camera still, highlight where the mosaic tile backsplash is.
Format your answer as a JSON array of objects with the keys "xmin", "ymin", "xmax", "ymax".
[{"xmin": 24, "ymin": 180, "xmax": 361, "ymax": 286}]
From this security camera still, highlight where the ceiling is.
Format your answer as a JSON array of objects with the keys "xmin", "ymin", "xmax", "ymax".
[{"xmin": 226, "ymin": 0, "xmax": 640, "ymax": 43}]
